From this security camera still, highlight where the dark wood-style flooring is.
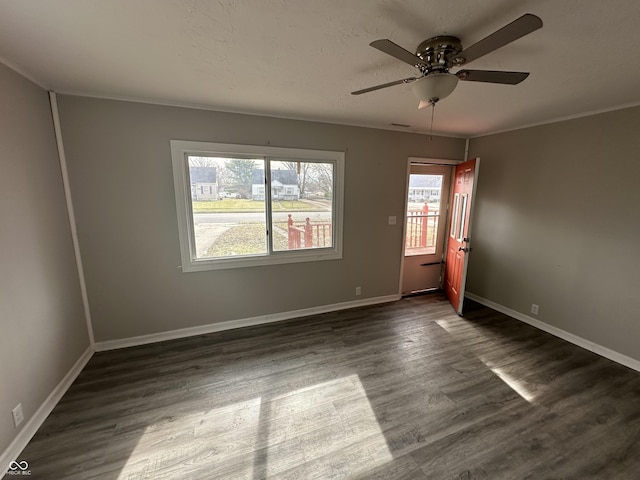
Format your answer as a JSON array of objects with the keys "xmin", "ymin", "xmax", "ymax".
[{"xmin": 9, "ymin": 294, "xmax": 640, "ymax": 479}]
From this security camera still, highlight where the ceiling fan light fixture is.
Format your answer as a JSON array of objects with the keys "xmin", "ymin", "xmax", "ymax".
[{"xmin": 411, "ymin": 73, "xmax": 459, "ymax": 103}]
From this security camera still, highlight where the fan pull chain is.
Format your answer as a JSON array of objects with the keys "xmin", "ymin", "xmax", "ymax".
[{"xmin": 429, "ymin": 101, "xmax": 436, "ymax": 141}]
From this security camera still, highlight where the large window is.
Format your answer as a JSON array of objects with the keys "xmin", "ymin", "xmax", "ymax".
[{"xmin": 171, "ymin": 141, "xmax": 344, "ymax": 271}]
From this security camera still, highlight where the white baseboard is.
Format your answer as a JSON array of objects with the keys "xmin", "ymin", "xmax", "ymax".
[
  {"xmin": 95, "ymin": 294, "xmax": 402, "ymax": 352},
  {"xmin": 1, "ymin": 345, "xmax": 94, "ymax": 474},
  {"xmin": 5, "ymin": 292, "xmax": 636, "ymax": 473},
  {"xmin": 2, "ymin": 295, "xmax": 401, "ymax": 469},
  {"xmin": 465, "ymin": 292, "xmax": 640, "ymax": 373}
]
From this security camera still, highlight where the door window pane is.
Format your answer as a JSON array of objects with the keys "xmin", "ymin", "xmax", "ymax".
[
  {"xmin": 405, "ymin": 174, "xmax": 442, "ymax": 256},
  {"xmin": 450, "ymin": 193, "xmax": 460, "ymax": 239},
  {"xmin": 457, "ymin": 193, "xmax": 468, "ymax": 241}
]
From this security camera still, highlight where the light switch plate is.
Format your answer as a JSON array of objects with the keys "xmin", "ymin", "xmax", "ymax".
[{"xmin": 12, "ymin": 403, "xmax": 24, "ymax": 428}]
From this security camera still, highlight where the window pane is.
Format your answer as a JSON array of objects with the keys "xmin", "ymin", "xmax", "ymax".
[
  {"xmin": 457, "ymin": 193, "xmax": 468, "ymax": 241},
  {"xmin": 405, "ymin": 174, "xmax": 442, "ymax": 256},
  {"xmin": 450, "ymin": 193, "xmax": 460, "ymax": 239},
  {"xmin": 270, "ymin": 160, "xmax": 334, "ymax": 252},
  {"xmin": 188, "ymin": 156, "xmax": 267, "ymax": 259}
]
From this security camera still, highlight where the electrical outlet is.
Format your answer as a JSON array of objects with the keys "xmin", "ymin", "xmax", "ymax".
[
  {"xmin": 531, "ymin": 304, "xmax": 539, "ymax": 315},
  {"xmin": 355, "ymin": 286, "xmax": 362, "ymax": 296},
  {"xmin": 388, "ymin": 216, "xmax": 397, "ymax": 225},
  {"xmin": 12, "ymin": 403, "xmax": 24, "ymax": 428}
]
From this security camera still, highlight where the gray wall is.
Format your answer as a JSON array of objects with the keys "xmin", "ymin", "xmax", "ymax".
[
  {"xmin": 0, "ymin": 64, "xmax": 89, "ymax": 454},
  {"xmin": 2, "ymin": 62, "xmax": 638, "ymax": 459},
  {"xmin": 56, "ymin": 95, "xmax": 466, "ymax": 342},
  {"xmin": 467, "ymin": 106, "xmax": 640, "ymax": 361}
]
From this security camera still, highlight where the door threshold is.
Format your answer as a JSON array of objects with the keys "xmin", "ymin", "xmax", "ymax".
[{"xmin": 402, "ymin": 288, "xmax": 441, "ymax": 298}]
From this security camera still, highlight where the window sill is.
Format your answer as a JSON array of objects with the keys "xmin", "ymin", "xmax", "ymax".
[{"xmin": 181, "ymin": 248, "xmax": 342, "ymax": 272}]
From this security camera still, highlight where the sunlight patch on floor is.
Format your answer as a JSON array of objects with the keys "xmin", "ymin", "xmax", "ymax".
[
  {"xmin": 435, "ymin": 318, "xmax": 537, "ymax": 403},
  {"xmin": 117, "ymin": 375, "xmax": 392, "ymax": 478},
  {"xmin": 491, "ymin": 367, "xmax": 536, "ymax": 403},
  {"xmin": 116, "ymin": 397, "xmax": 263, "ymax": 479}
]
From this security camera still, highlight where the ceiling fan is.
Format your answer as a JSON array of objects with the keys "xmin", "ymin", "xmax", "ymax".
[{"xmin": 352, "ymin": 13, "xmax": 543, "ymax": 108}]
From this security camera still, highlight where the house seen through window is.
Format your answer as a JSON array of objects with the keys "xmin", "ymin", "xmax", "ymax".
[{"xmin": 405, "ymin": 174, "xmax": 443, "ymax": 256}]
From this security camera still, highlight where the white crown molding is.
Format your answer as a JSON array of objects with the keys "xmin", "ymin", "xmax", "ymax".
[
  {"xmin": 0, "ymin": 56, "xmax": 48, "ymax": 90},
  {"xmin": 470, "ymin": 101, "xmax": 640, "ymax": 138}
]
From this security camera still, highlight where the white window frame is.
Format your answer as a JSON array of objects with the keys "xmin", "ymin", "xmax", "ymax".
[{"xmin": 171, "ymin": 140, "xmax": 344, "ymax": 272}]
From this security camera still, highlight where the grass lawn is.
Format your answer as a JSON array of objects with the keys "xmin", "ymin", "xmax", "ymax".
[
  {"xmin": 207, "ymin": 223, "xmax": 288, "ymax": 256},
  {"xmin": 192, "ymin": 199, "xmax": 328, "ymax": 213}
]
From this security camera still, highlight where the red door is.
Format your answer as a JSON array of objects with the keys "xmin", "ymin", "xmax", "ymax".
[{"xmin": 444, "ymin": 158, "xmax": 479, "ymax": 314}]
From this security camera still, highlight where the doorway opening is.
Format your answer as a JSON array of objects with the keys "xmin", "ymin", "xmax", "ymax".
[{"xmin": 400, "ymin": 162, "xmax": 453, "ymax": 296}]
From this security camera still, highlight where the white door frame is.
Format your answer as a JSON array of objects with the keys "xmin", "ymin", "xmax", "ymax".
[{"xmin": 399, "ymin": 157, "xmax": 463, "ymax": 296}]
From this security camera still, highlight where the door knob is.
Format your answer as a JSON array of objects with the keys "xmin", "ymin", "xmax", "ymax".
[{"xmin": 458, "ymin": 246, "xmax": 473, "ymax": 253}]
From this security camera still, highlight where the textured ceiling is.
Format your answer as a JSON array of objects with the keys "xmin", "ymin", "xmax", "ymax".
[{"xmin": 1, "ymin": 0, "xmax": 639, "ymax": 137}]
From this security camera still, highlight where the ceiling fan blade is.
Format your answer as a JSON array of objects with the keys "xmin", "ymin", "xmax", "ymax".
[
  {"xmin": 351, "ymin": 77, "xmax": 417, "ymax": 95},
  {"xmin": 370, "ymin": 39, "xmax": 426, "ymax": 67},
  {"xmin": 452, "ymin": 13, "xmax": 542, "ymax": 65},
  {"xmin": 456, "ymin": 69, "xmax": 529, "ymax": 84}
]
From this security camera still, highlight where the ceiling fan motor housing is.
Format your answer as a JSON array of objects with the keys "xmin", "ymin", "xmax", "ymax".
[{"xmin": 415, "ymin": 36, "xmax": 462, "ymax": 74}]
